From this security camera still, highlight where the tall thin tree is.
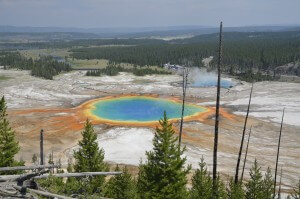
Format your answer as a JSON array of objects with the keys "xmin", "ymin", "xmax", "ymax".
[
  {"xmin": 178, "ymin": 67, "xmax": 190, "ymax": 147},
  {"xmin": 0, "ymin": 96, "xmax": 23, "ymax": 173},
  {"xmin": 137, "ymin": 112, "xmax": 190, "ymax": 198},
  {"xmin": 241, "ymin": 126, "xmax": 252, "ymax": 182},
  {"xmin": 278, "ymin": 167, "xmax": 283, "ymax": 199},
  {"xmin": 213, "ymin": 21, "xmax": 223, "ymax": 188},
  {"xmin": 273, "ymin": 108, "xmax": 285, "ymax": 198},
  {"xmin": 40, "ymin": 129, "xmax": 44, "ymax": 165},
  {"xmin": 235, "ymin": 83, "xmax": 254, "ymax": 184}
]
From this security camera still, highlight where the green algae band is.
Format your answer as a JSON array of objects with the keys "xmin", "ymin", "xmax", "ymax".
[{"xmin": 90, "ymin": 96, "xmax": 206, "ymax": 122}]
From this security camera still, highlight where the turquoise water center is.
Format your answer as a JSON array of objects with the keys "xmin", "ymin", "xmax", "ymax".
[{"xmin": 90, "ymin": 96, "xmax": 206, "ymax": 122}]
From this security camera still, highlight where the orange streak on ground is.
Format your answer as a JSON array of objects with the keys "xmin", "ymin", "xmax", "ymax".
[
  {"xmin": 12, "ymin": 108, "xmax": 72, "ymax": 115},
  {"xmin": 8, "ymin": 94, "xmax": 239, "ymax": 164},
  {"xmin": 220, "ymin": 108, "xmax": 236, "ymax": 121}
]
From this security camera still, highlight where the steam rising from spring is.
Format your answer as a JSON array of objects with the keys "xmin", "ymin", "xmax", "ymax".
[{"xmin": 190, "ymin": 68, "xmax": 235, "ymax": 88}]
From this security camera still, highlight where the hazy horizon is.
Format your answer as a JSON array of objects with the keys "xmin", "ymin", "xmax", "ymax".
[
  {"xmin": 0, "ymin": 0, "xmax": 299, "ymax": 28},
  {"xmin": 1, "ymin": 24, "xmax": 300, "ymax": 29}
]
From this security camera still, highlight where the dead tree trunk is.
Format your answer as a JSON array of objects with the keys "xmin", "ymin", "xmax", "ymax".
[
  {"xmin": 273, "ymin": 108, "xmax": 285, "ymax": 198},
  {"xmin": 235, "ymin": 84, "xmax": 253, "ymax": 184},
  {"xmin": 178, "ymin": 67, "xmax": 189, "ymax": 147},
  {"xmin": 278, "ymin": 167, "xmax": 283, "ymax": 199},
  {"xmin": 213, "ymin": 21, "xmax": 223, "ymax": 187},
  {"xmin": 240, "ymin": 126, "xmax": 252, "ymax": 182},
  {"xmin": 40, "ymin": 129, "xmax": 44, "ymax": 165}
]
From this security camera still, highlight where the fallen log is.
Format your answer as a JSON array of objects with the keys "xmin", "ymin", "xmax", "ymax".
[
  {"xmin": 28, "ymin": 188, "xmax": 72, "ymax": 199},
  {"xmin": 0, "ymin": 165, "xmax": 59, "ymax": 172},
  {"xmin": 1, "ymin": 171, "xmax": 121, "ymax": 182},
  {"xmin": 14, "ymin": 185, "xmax": 72, "ymax": 199},
  {"xmin": 0, "ymin": 170, "xmax": 48, "ymax": 183},
  {"xmin": 34, "ymin": 171, "xmax": 122, "ymax": 179}
]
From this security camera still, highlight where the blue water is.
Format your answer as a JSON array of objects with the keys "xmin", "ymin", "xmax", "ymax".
[
  {"xmin": 192, "ymin": 78, "xmax": 235, "ymax": 88},
  {"xmin": 91, "ymin": 97, "xmax": 206, "ymax": 122}
]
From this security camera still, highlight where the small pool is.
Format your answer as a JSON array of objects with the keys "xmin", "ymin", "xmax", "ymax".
[{"xmin": 89, "ymin": 96, "xmax": 207, "ymax": 123}]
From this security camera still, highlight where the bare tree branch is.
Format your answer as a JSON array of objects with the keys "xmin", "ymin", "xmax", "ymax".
[
  {"xmin": 273, "ymin": 108, "xmax": 285, "ymax": 198},
  {"xmin": 240, "ymin": 126, "xmax": 252, "ymax": 182},
  {"xmin": 278, "ymin": 167, "xmax": 283, "ymax": 199},
  {"xmin": 235, "ymin": 83, "xmax": 253, "ymax": 184},
  {"xmin": 178, "ymin": 66, "xmax": 190, "ymax": 147},
  {"xmin": 213, "ymin": 21, "xmax": 223, "ymax": 188}
]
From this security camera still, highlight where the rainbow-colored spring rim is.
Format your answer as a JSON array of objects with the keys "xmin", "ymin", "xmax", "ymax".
[{"xmin": 83, "ymin": 95, "xmax": 210, "ymax": 125}]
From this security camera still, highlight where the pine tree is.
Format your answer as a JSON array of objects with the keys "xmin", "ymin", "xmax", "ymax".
[
  {"xmin": 0, "ymin": 96, "xmax": 6, "ymax": 119},
  {"xmin": 104, "ymin": 165, "xmax": 138, "ymax": 199},
  {"xmin": 48, "ymin": 152, "xmax": 55, "ymax": 173},
  {"xmin": 73, "ymin": 119, "xmax": 108, "ymax": 172},
  {"xmin": 48, "ymin": 152, "xmax": 54, "ymax": 165},
  {"xmin": 62, "ymin": 156, "xmax": 81, "ymax": 196},
  {"xmin": 262, "ymin": 167, "xmax": 274, "ymax": 199},
  {"xmin": 213, "ymin": 174, "xmax": 227, "ymax": 199},
  {"xmin": 32, "ymin": 154, "xmax": 38, "ymax": 165},
  {"xmin": 73, "ymin": 119, "xmax": 108, "ymax": 195},
  {"xmin": 37, "ymin": 175, "xmax": 65, "ymax": 195},
  {"xmin": 56, "ymin": 158, "xmax": 64, "ymax": 173},
  {"xmin": 290, "ymin": 179, "xmax": 300, "ymax": 199},
  {"xmin": 137, "ymin": 111, "xmax": 191, "ymax": 199},
  {"xmin": 245, "ymin": 159, "xmax": 264, "ymax": 199},
  {"xmin": 0, "ymin": 96, "xmax": 24, "ymax": 174},
  {"xmin": 227, "ymin": 178, "xmax": 244, "ymax": 199},
  {"xmin": 190, "ymin": 157, "xmax": 213, "ymax": 199},
  {"xmin": 67, "ymin": 157, "xmax": 74, "ymax": 173}
]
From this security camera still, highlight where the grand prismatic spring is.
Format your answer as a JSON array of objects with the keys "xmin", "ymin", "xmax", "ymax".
[{"xmin": 84, "ymin": 96, "xmax": 208, "ymax": 124}]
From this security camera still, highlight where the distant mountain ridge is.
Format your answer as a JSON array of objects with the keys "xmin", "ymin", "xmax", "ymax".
[
  {"xmin": 0, "ymin": 32, "xmax": 101, "ymax": 42},
  {"xmin": 0, "ymin": 25, "xmax": 213, "ymax": 34},
  {"xmin": 174, "ymin": 31, "xmax": 300, "ymax": 44},
  {"xmin": 0, "ymin": 25, "xmax": 300, "ymax": 38}
]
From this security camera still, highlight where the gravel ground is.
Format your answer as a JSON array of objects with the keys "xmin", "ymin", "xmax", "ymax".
[{"xmin": 1, "ymin": 68, "xmax": 299, "ymax": 193}]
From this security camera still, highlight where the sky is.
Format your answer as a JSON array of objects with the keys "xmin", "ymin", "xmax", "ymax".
[{"xmin": 0, "ymin": 0, "xmax": 299, "ymax": 28}]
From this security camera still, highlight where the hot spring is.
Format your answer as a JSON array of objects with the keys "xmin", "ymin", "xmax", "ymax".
[
  {"xmin": 86, "ymin": 96, "xmax": 207, "ymax": 123},
  {"xmin": 190, "ymin": 68, "xmax": 236, "ymax": 88},
  {"xmin": 192, "ymin": 78, "xmax": 235, "ymax": 88}
]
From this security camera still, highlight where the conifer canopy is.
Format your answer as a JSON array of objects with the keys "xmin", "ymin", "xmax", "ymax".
[{"xmin": 137, "ymin": 111, "xmax": 191, "ymax": 199}]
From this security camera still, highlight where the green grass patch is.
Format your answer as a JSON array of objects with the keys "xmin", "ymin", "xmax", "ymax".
[
  {"xmin": 18, "ymin": 48, "xmax": 169, "ymax": 72},
  {"xmin": 20, "ymin": 48, "xmax": 71, "ymax": 60},
  {"xmin": 69, "ymin": 59, "xmax": 109, "ymax": 69},
  {"xmin": 69, "ymin": 58, "xmax": 165, "ymax": 70}
]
